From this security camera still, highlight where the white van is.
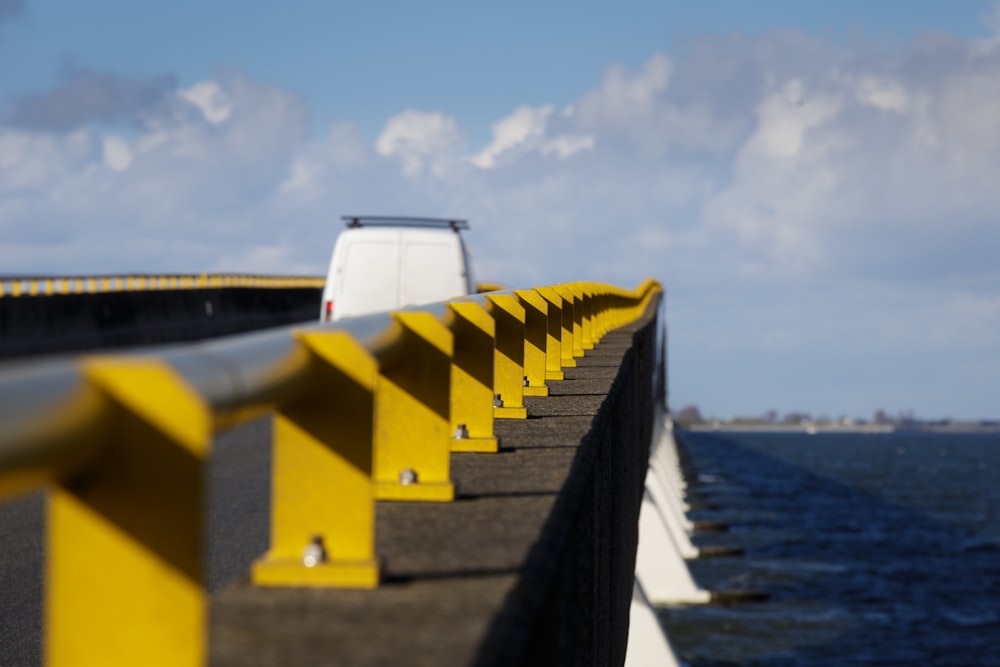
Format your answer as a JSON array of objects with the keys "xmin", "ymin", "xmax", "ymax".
[{"xmin": 320, "ymin": 216, "xmax": 476, "ymax": 321}]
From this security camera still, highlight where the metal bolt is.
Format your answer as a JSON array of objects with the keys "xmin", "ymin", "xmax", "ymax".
[
  {"xmin": 399, "ymin": 468, "xmax": 418, "ymax": 485},
  {"xmin": 302, "ymin": 534, "xmax": 328, "ymax": 567},
  {"xmin": 454, "ymin": 423, "xmax": 469, "ymax": 440},
  {"xmin": 493, "ymin": 393, "xmax": 504, "ymax": 408},
  {"xmin": 523, "ymin": 376, "xmax": 529, "ymax": 387}
]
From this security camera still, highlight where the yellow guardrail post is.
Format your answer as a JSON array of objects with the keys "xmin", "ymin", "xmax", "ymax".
[
  {"xmin": 594, "ymin": 283, "xmax": 608, "ymax": 340},
  {"xmin": 373, "ymin": 312, "xmax": 455, "ymax": 501},
  {"xmin": 515, "ymin": 289, "xmax": 549, "ymax": 397},
  {"xmin": 48, "ymin": 358, "xmax": 211, "ymax": 667},
  {"xmin": 252, "ymin": 331, "xmax": 380, "ymax": 588},
  {"xmin": 534, "ymin": 286, "xmax": 565, "ymax": 381},
  {"xmin": 564, "ymin": 284, "xmax": 586, "ymax": 358},
  {"xmin": 592, "ymin": 286, "xmax": 609, "ymax": 340},
  {"xmin": 552, "ymin": 285, "xmax": 578, "ymax": 368},
  {"xmin": 446, "ymin": 301, "xmax": 499, "ymax": 453},
  {"xmin": 577, "ymin": 283, "xmax": 596, "ymax": 350},
  {"xmin": 486, "ymin": 294, "xmax": 528, "ymax": 419}
]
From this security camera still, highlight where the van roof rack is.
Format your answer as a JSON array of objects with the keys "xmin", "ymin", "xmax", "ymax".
[{"xmin": 341, "ymin": 215, "xmax": 469, "ymax": 231}]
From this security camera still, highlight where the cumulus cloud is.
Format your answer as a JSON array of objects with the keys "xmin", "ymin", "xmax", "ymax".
[
  {"xmin": 7, "ymin": 33, "xmax": 1000, "ymax": 291},
  {"xmin": 3, "ymin": 66, "xmax": 176, "ymax": 132},
  {"xmin": 472, "ymin": 105, "xmax": 553, "ymax": 168},
  {"xmin": 0, "ymin": 69, "xmax": 312, "ymax": 271},
  {"xmin": 471, "ymin": 105, "xmax": 595, "ymax": 168},
  {"xmin": 179, "ymin": 81, "xmax": 232, "ymax": 125},
  {"xmin": 575, "ymin": 53, "xmax": 673, "ymax": 132},
  {"xmin": 278, "ymin": 122, "xmax": 371, "ymax": 201},
  {"xmin": 4, "ymin": 27, "xmax": 1000, "ymax": 416},
  {"xmin": 101, "ymin": 135, "xmax": 132, "ymax": 171},
  {"xmin": 375, "ymin": 110, "xmax": 465, "ymax": 178}
]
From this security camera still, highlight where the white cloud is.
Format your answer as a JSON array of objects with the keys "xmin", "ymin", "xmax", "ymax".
[
  {"xmin": 0, "ymin": 128, "xmax": 96, "ymax": 191},
  {"xmin": 471, "ymin": 105, "xmax": 595, "ymax": 168},
  {"xmin": 574, "ymin": 53, "xmax": 672, "ymax": 132},
  {"xmin": 472, "ymin": 105, "xmax": 555, "ymax": 169},
  {"xmin": 101, "ymin": 135, "xmax": 133, "ymax": 171},
  {"xmin": 4, "ymin": 29, "xmax": 1000, "ymax": 418},
  {"xmin": 0, "ymin": 71, "xmax": 311, "ymax": 268},
  {"xmin": 375, "ymin": 110, "xmax": 465, "ymax": 178},
  {"xmin": 747, "ymin": 79, "xmax": 841, "ymax": 159},
  {"xmin": 472, "ymin": 105, "xmax": 553, "ymax": 168},
  {"xmin": 279, "ymin": 122, "xmax": 371, "ymax": 200},
  {"xmin": 855, "ymin": 76, "xmax": 909, "ymax": 113},
  {"xmin": 179, "ymin": 81, "xmax": 232, "ymax": 125},
  {"xmin": 539, "ymin": 134, "xmax": 595, "ymax": 159}
]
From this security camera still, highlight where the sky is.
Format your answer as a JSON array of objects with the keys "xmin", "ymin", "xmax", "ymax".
[{"xmin": 2, "ymin": 0, "xmax": 1000, "ymax": 421}]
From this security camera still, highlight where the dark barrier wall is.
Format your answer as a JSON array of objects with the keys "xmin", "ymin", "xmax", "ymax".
[
  {"xmin": 477, "ymin": 299, "xmax": 658, "ymax": 667},
  {"xmin": 0, "ymin": 288, "xmax": 322, "ymax": 359}
]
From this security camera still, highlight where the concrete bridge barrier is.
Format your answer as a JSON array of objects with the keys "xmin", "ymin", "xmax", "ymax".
[
  {"xmin": 0, "ymin": 274, "xmax": 323, "ymax": 359},
  {"xmin": 0, "ymin": 279, "xmax": 670, "ymax": 666}
]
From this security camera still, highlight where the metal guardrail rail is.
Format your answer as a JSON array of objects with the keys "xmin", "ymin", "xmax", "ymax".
[
  {"xmin": 0, "ymin": 278, "xmax": 661, "ymax": 667},
  {"xmin": 0, "ymin": 273, "xmax": 325, "ymax": 298}
]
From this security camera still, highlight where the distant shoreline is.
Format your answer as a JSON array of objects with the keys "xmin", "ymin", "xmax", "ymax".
[{"xmin": 679, "ymin": 422, "xmax": 1000, "ymax": 435}]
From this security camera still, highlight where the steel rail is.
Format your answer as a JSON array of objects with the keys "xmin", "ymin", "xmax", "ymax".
[{"xmin": 0, "ymin": 309, "xmax": 399, "ymax": 497}]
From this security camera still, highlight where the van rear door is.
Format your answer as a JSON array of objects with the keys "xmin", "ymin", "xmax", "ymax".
[
  {"xmin": 399, "ymin": 237, "xmax": 465, "ymax": 306},
  {"xmin": 334, "ymin": 235, "xmax": 401, "ymax": 318}
]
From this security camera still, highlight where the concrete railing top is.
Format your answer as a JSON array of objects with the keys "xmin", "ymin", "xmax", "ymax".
[{"xmin": 0, "ymin": 273, "xmax": 325, "ymax": 298}]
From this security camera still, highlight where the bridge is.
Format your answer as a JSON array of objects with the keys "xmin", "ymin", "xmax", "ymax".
[{"xmin": 0, "ymin": 276, "xmax": 715, "ymax": 666}]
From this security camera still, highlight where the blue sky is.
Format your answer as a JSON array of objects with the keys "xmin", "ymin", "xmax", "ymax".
[
  {"xmin": 3, "ymin": 1, "xmax": 996, "ymax": 145},
  {"xmin": 2, "ymin": 0, "xmax": 1000, "ymax": 420}
]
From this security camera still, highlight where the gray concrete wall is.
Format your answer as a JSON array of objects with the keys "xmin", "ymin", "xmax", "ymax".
[
  {"xmin": 476, "ymin": 306, "xmax": 657, "ymax": 667},
  {"xmin": 0, "ymin": 287, "xmax": 321, "ymax": 359}
]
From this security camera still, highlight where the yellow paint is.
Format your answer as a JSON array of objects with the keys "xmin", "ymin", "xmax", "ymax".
[
  {"xmin": 533, "ymin": 286, "xmax": 565, "ymax": 380},
  {"xmin": 551, "ymin": 285, "xmax": 577, "ymax": 367},
  {"xmin": 475, "ymin": 281, "xmax": 507, "ymax": 293},
  {"xmin": 562, "ymin": 284, "xmax": 586, "ymax": 357},
  {"xmin": 253, "ymin": 331, "xmax": 380, "ymax": 588},
  {"xmin": 373, "ymin": 312, "xmax": 455, "ymax": 501},
  {"xmin": 486, "ymin": 294, "xmax": 528, "ymax": 419},
  {"xmin": 576, "ymin": 283, "xmax": 596, "ymax": 350},
  {"xmin": 447, "ymin": 301, "xmax": 499, "ymax": 453},
  {"xmin": 47, "ymin": 359, "xmax": 211, "ymax": 667},
  {"xmin": 515, "ymin": 289, "xmax": 549, "ymax": 396}
]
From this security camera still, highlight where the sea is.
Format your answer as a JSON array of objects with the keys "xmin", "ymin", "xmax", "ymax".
[{"xmin": 658, "ymin": 429, "xmax": 1000, "ymax": 667}]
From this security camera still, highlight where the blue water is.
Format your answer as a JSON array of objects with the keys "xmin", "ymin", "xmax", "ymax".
[{"xmin": 659, "ymin": 430, "xmax": 1000, "ymax": 666}]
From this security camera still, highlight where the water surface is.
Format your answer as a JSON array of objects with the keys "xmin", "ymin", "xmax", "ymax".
[{"xmin": 660, "ymin": 430, "xmax": 1000, "ymax": 666}]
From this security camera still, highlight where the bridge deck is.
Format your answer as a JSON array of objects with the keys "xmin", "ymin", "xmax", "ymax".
[
  {"xmin": 210, "ymin": 333, "xmax": 638, "ymax": 667},
  {"xmin": 0, "ymin": 328, "xmax": 644, "ymax": 667}
]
